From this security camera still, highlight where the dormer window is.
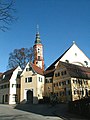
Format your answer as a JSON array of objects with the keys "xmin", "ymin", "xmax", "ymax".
[
  {"xmin": 3, "ymin": 75, "xmax": 5, "ymax": 79},
  {"xmin": 65, "ymin": 60, "xmax": 69, "ymax": 63},
  {"xmin": 84, "ymin": 61, "xmax": 88, "ymax": 66},
  {"xmin": 26, "ymin": 67, "xmax": 32, "ymax": 71}
]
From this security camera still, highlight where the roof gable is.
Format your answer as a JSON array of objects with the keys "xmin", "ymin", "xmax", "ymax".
[
  {"xmin": 21, "ymin": 62, "xmax": 44, "ymax": 76},
  {"xmin": 0, "ymin": 67, "xmax": 22, "ymax": 83},
  {"xmin": 60, "ymin": 43, "xmax": 90, "ymax": 66},
  {"xmin": 0, "ymin": 68, "xmax": 16, "ymax": 82},
  {"xmin": 46, "ymin": 42, "xmax": 90, "ymax": 71}
]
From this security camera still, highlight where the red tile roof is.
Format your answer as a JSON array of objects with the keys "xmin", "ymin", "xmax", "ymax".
[{"xmin": 30, "ymin": 63, "xmax": 44, "ymax": 75}]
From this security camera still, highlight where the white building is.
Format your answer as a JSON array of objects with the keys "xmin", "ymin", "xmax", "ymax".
[{"xmin": 0, "ymin": 67, "xmax": 22, "ymax": 104}]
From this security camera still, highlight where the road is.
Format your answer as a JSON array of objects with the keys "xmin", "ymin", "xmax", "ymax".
[
  {"xmin": 0, "ymin": 104, "xmax": 87, "ymax": 120},
  {"xmin": 0, "ymin": 104, "xmax": 63, "ymax": 120}
]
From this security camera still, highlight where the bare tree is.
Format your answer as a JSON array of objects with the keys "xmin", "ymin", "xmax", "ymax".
[
  {"xmin": 0, "ymin": 0, "xmax": 16, "ymax": 31},
  {"xmin": 8, "ymin": 47, "xmax": 34, "ymax": 69}
]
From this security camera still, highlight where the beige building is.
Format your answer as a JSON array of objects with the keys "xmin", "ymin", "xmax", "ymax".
[{"xmin": 20, "ymin": 62, "xmax": 44, "ymax": 104}]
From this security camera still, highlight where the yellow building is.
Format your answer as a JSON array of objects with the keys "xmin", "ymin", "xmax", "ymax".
[
  {"xmin": 53, "ymin": 61, "xmax": 90, "ymax": 102},
  {"xmin": 44, "ymin": 69, "xmax": 55, "ymax": 97}
]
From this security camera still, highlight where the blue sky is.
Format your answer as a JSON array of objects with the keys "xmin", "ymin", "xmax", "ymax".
[{"xmin": 0, "ymin": 0, "xmax": 90, "ymax": 72}]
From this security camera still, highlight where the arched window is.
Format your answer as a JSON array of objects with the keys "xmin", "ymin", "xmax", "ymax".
[
  {"xmin": 65, "ymin": 60, "xmax": 69, "ymax": 63},
  {"xmin": 84, "ymin": 61, "xmax": 88, "ymax": 66}
]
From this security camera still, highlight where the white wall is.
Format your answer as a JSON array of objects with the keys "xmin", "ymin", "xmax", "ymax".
[
  {"xmin": 60, "ymin": 43, "xmax": 90, "ymax": 67},
  {"xmin": 37, "ymin": 74, "xmax": 44, "ymax": 99},
  {"xmin": 9, "ymin": 67, "xmax": 22, "ymax": 104}
]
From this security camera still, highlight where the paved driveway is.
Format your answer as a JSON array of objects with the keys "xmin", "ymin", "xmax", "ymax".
[{"xmin": 0, "ymin": 103, "xmax": 88, "ymax": 120}]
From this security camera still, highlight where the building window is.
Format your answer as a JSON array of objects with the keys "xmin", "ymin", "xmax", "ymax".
[
  {"xmin": 59, "ymin": 82, "xmax": 60, "ymax": 86},
  {"xmin": 17, "ymin": 74, "xmax": 20, "ymax": 78},
  {"xmin": 39, "ymin": 77, "xmax": 43, "ymax": 82},
  {"xmin": 41, "ymin": 78, "xmax": 42, "ymax": 82},
  {"xmin": 54, "ymin": 83, "xmax": 55, "ymax": 87},
  {"xmin": 73, "ymin": 79, "xmax": 78, "ymax": 84},
  {"xmin": 26, "ymin": 68, "xmax": 29, "ymax": 71},
  {"xmin": 26, "ymin": 67, "xmax": 32, "ymax": 71},
  {"xmin": 38, "ymin": 48, "xmax": 40, "ymax": 53},
  {"xmin": 3, "ymin": 74, "xmax": 5, "ymax": 79},
  {"xmin": 84, "ymin": 61, "xmax": 88, "ymax": 66},
  {"xmin": 61, "ymin": 71, "xmax": 63, "ymax": 76},
  {"xmin": 38, "ymin": 56, "xmax": 40, "ymax": 60},
  {"xmin": 5, "ymin": 94, "xmax": 8, "ymax": 102},
  {"xmin": 1, "ymin": 85, "xmax": 3, "ymax": 89},
  {"xmin": 28, "ymin": 77, "xmax": 32, "ymax": 82},
  {"xmin": 64, "ymin": 71, "xmax": 67, "ymax": 75},
  {"xmin": 45, "ymin": 79, "xmax": 52, "ymax": 83},
  {"xmin": 66, "ymin": 80, "xmax": 70, "ymax": 84},
  {"xmin": 78, "ymin": 79, "xmax": 82, "ymax": 85},
  {"xmin": 12, "ymin": 94, "xmax": 18, "ymax": 102},
  {"xmin": 58, "ymin": 72, "xmax": 60, "ymax": 76},
  {"xmin": 16, "ymin": 84, "xmax": 20, "ymax": 88},
  {"xmin": 56, "ymin": 83, "xmax": 58, "ymax": 86},
  {"xmin": 75, "ymin": 53, "xmax": 77, "ymax": 56},
  {"xmin": 39, "ymin": 77, "xmax": 40, "ymax": 82},
  {"xmin": 84, "ymin": 80, "xmax": 88, "ymax": 85},
  {"xmin": 25, "ymin": 77, "xmax": 32, "ymax": 83},
  {"xmin": 55, "ymin": 73, "xmax": 58, "ymax": 77},
  {"xmin": 74, "ymin": 90, "xmax": 77, "ymax": 95},
  {"xmin": 12, "ymin": 84, "xmax": 16, "ymax": 88},
  {"xmin": 25, "ymin": 78, "xmax": 27, "ymax": 83},
  {"xmin": 65, "ymin": 60, "xmax": 69, "ymax": 63},
  {"xmin": 48, "ymin": 87, "xmax": 50, "ymax": 90}
]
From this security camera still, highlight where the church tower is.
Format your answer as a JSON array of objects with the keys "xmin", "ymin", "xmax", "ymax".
[{"xmin": 33, "ymin": 25, "xmax": 44, "ymax": 70}]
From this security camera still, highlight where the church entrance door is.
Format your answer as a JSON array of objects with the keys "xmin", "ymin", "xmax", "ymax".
[{"xmin": 26, "ymin": 90, "xmax": 33, "ymax": 103}]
